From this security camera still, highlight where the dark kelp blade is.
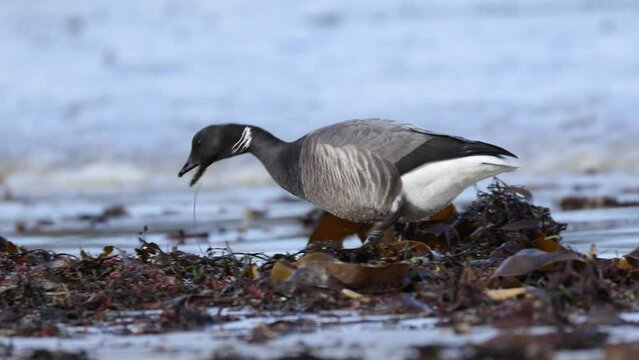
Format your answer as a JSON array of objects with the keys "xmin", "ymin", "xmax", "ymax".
[
  {"xmin": 0, "ymin": 236, "xmax": 19, "ymax": 254},
  {"xmin": 623, "ymin": 245, "xmax": 639, "ymax": 267},
  {"xmin": 491, "ymin": 248, "xmax": 583, "ymax": 278},
  {"xmin": 271, "ymin": 251, "xmax": 410, "ymax": 290},
  {"xmin": 307, "ymin": 212, "xmax": 370, "ymax": 246}
]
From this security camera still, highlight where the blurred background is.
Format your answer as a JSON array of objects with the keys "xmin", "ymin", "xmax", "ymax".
[{"xmin": 1, "ymin": 0, "xmax": 638, "ymax": 194}]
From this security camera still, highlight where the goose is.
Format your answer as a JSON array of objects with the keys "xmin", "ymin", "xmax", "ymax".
[{"xmin": 178, "ymin": 119, "xmax": 519, "ymax": 244}]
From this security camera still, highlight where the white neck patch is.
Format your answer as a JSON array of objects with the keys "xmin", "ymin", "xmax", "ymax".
[{"xmin": 231, "ymin": 126, "xmax": 252, "ymax": 154}]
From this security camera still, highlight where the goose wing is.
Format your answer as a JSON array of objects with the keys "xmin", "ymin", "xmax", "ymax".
[{"xmin": 305, "ymin": 118, "xmax": 516, "ymax": 175}]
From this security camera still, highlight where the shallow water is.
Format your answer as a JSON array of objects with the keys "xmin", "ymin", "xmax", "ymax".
[
  {"xmin": 1, "ymin": 187, "xmax": 313, "ymax": 256},
  {"xmin": 2, "ymin": 174, "xmax": 638, "ymax": 258}
]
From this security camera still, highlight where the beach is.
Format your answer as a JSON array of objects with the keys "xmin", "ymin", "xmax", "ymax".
[
  {"xmin": 1, "ymin": 1, "xmax": 639, "ymax": 359},
  {"xmin": 1, "ymin": 179, "xmax": 639, "ymax": 359}
]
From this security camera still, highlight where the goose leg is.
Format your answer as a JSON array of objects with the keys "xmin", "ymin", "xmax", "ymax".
[{"xmin": 365, "ymin": 194, "xmax": 404, "ymax": 246}]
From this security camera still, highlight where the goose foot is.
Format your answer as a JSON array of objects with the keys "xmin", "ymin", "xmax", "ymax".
[
  {"xmin": 363, "ymin": 229, "xmax": 385, "ymax": 246},
  {"xmin": 363, "ymin": 193, "xmax": 405, "ymax": 247}
]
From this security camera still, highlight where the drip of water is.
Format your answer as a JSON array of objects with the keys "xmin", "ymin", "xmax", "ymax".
[{"xmin": 193, "ymin": 182, "xmax": 201, "ymax": 228}]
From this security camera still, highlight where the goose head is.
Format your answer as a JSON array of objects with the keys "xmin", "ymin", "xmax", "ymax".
[{"xmin": 178, "ymin": 124, "xmax": 252, "ymax": 186}]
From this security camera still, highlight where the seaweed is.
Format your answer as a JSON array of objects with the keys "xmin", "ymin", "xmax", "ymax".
[{"xmin": 0, "ymin": 180, "xmax": 637, "ymax": 338}]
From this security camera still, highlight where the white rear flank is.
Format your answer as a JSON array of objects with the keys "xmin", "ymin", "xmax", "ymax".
[{"xmin": 399, "ymin": 155, "xmax": 519, "ymax": 221}]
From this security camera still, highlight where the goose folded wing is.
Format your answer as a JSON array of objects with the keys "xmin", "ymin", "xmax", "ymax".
[
  {"xmin": 394, "ymin": 135, "xmax": 517, "ymax": 175},
  {"xmin": 306, "ymin": 118, "xmax": 516, "ymax": 176},
  {"xmin": 305, "ymin": 119, "xmax": 431, "ymax": 164}
]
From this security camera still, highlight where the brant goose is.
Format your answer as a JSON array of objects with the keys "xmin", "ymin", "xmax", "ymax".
[{"xmin": 178, "ymin": 119, "xmax": 519, "ymax": 244}]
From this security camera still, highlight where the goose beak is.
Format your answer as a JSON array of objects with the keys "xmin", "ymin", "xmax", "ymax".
[
  {"xmin": 179, "ymin": 159, "xmax": 208, "ymax": 187},
  {"xmin": 178, "ymin": 161, "xmax": 197, "ymax": 178}
]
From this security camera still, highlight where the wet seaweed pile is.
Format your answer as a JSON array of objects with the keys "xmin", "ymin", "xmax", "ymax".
[{"xmin": 0, "ymin": 181, "xmax": 638, "ymax": 338}]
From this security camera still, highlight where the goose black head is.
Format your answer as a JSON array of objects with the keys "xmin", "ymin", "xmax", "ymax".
[{"xmin": 178, "ymin": 124, "xmax": 252, "ymax": 186}]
